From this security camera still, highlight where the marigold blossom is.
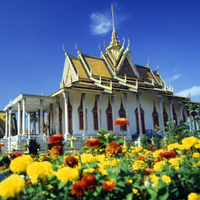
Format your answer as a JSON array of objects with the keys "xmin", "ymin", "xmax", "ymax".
[
  {"xmin": 10, "ymin": 154, "xmax": 33, "ymax": 173},
  {"xmin": 0, "ymin": 143, "xmax": 5, "ymax": 148},
  {"xmin": 71, "ymin": 180, "xmax": 87, "ymax": 197},
  {"xmin": 102, "ymin": 180, "xmax": 116, "ymax": 191},
  {"xmin": 188, "ymin": 192, "xmax": 200, "ymax": 200},
  {"xmin": 69, "ymin": 137, "xmax": 77, "ymax": 141},
  {"xmin": 64, "ymin": 155, "xmax": 78, "ymax": 168},
  {"xmin": 27, "ymin": 161, "xmax": 54, "ymax": 184},
  {"xmin": 114, "ymin": 118, "xmax": 129, "ymax": 126},
  {"xmin": 57, "ymin": 167, "xmax": 79, "ymax": 183},
  {"xmin": 132, "ymin": 160, "xmax": 147, "ymax": 170},
  {"xmin": 161, "ymin": 175, "xmax": 171, "ymax": 184},
  {"xmin": 50, "ymin": 145, "xmax": 63, "ymax": 156},
  {"xmin": 182, "ymin": 136, "xmax": 199, "ymax": 148},
  {"xmin": 86, "ymin": 138, "xmax": 101, "ymax": 148},
  {"xmin": 159, "ymin": 150, "xmax": 176, "ymax": 160},
  {"xmin": 82, "ymin": 174, "xmax": 96, "ymax": 190},
  {"xmin": 0, "ymin": 174, "xmax": 25, "ymax": 199},
  {"xmin": 81, "ymin": 153, "xmax": 96, "ymax": 164},
  {"xmin": 106, "ymin": 141, "xmax": 122, "ymax": 156},
  {"xmin": 49, "ymin": 134, "xmax": 64, "ymax": 144}
]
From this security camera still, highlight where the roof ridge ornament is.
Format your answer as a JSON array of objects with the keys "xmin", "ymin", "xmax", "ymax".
[
  {"xmin": 75, "ymin": 41, "xmax": 80, "ymax": 55},
  {"xmin": 127, "ymin": 38, "xmax": 130, "ymax": 50},
  {"xmin": 63, "ymin": 43, "xmax": 67, "ymax": 56},
  {"xmin": 103, "ymin": 40, "xmax": 107, "ymax": 50}
]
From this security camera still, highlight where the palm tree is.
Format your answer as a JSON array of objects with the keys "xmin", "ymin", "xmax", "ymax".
[{"xmin": 30, "ymin": 112, "xmax": 38, "ymax": 134}]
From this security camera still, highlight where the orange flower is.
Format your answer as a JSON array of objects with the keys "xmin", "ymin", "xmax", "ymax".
[
  {"xmin": 102, "ymin": 180, "xmax": 116, "ymax": 191},
  {"xmin": 143, "ymin": 169, "xmax": 156, "ymax": 174},
  {"xmin": 136, "ymin": 155, "xmax": 145, "ymax": 161},
  {"xmin": 71, "ymin": 180, "xmax": 87, "ymax": 197},
  {"xmin": 82, "ymin": 174, "xmax": 96, "ymax": 190},
  {"xmin": 0, "ymin": 143, "xmax": 5, "ymax": 148},
  {"xmin": 64, "ymin": 156, "xmax": 78, "ymax": 168},
  {"xmin": 49, "ymin": 134, "xmax": 64, "ymax": 144},
  {"xmin": 106, "ymin": 141, "xmax": 122, "ymax": 156},
  {"xmin": 7, "ymin": 152, "xmax": 23, "ymax": 159},
  {"xmin": 159, "ymin": 150, "xmax": 176, "ymax": 160},
  {"xmin": 86, "ymin": 138, "xmax": 101, "ymax": 148},
  {"xmin": 50, "ymin": 145, "xmax": 63, "ymax": 156},
  {"xmin": 114, "ymin": 118, "xmax": 129, "ymax": 126}
]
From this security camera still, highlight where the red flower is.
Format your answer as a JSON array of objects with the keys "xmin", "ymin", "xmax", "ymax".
[
  {"xmin": 82, "ymin": 174, "xmax": 96, "ymax": 190},
  {"xmin": 0, "ymin": 143, "xmax": 5, "ymax": 148},
  {"xmin": 143, "ymin": 169, "xmax": 156, "ymax": 174},
  {"xmin": 190, "ymin": 112, "xmax": 195, "ymax": 117},
  {"xmin": 114, "ymin": 118, "xmax": 129, "ymax": 126},
  {"xmin": 86, "ymin": 138, "xmax": 101, "ymax": 148},
  {"xmin": 7, "ymin": 152, "xmax": 23, "ymax": 159},
  {"xmin": 71, "ymin": 180, "xmax": 87, "ymax": 197},
  {"xmin": 49, "ymin": 134, "xmax": 64, "ymax": 144},
  {"xmin": 64, "ymin": 155, "xmax": 78, "ymax": 168},
  {"xmin": 106, "ymin": 141, "xmax": 122, "ymax": 156},
  {"xmin": 159, "ymin": 150, "xmax": 176, "ymax": 160},
  {"xmin": 102, "ymin": 180, "xmax": 116, "ymax": 191},
  {"xmin": 149, "ymin": 146, "xmax": 156, "ymax": 151},
  {"xmin": 50, "ymin": 145, "xmax": 63, "ymax": 156}
]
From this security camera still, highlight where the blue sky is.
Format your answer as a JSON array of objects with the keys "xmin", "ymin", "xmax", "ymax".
[{"xmin": 1, "ymin": 0, "xmax": 200, "ymax": 110}]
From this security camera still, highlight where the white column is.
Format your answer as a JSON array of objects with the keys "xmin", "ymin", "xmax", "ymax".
[
  {"xmin": 4, "ymin": 110, "xmax": 8, "ymax": 138},
  {"xmin": 82, "ymin": 93, "xmax": 87, "ymax": 139},
  {"xmin": 28, "ymin": 113, "xmax": 31, "ymax": 139},
  {"xmin": 8, "ymin": 109, "xmax": 12, "ymax": 153},
  {"xmin": 169, "ymin": 98, "xmax": 174, "ymax": 123},
  {"xmin": 111, "ymin": 96, "xmax": 115, "ymax": 133},
  {"xmin": 38, "ymin": 109, "xmax": 40, "ymax": 135},
  {"xmin": 33, "ymin": 112, "xmax": 36, "ymax": 134},
  {"xmin": 97, "ymin": 95, "xmax": 101, "ymax": 129},
  {"xmin": 40, "ymin": 100, "xmax": 44, "ymax": 134},
  {"xmin": 22, "ymin": 98, "xmax": 26, "ymax": 135},
  {"xmin": 179, "ymin": 102, "xmax": 183, "ymax": 121},
  {"xmin": 50, "ymin": 104, "xmax": 53, "ymax": 135},
  {"xmin": 136, "ymin": 93, "xmax": 142, "ymax": 146},
  {"xmin": 18, "ymin": 101, "xmax": 21, "ymax": 135},
  {"xmin": 159, "ymin": 96, "xmax": 165, "ymax": 136},
  {"xmin": 56, "ymin": 101, "xmax": 60, "ymax": 134},
  {"xmin": 63, "ymin": 91, "xmax": 70, "ymax": 140},
  {"xmin": 124, "ymin": 93, "xmax": 131, "ymax": 139}
]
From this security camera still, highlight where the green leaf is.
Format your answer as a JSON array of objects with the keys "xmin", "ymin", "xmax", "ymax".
[
  {"xmin": 87, "ymin": 161, "xmax": 98, "ymax": 169},
  {"xmin": 50, "ymin": 193, "xmax": 57, "ymax": 199},
  {"xmin": 58, "ymin": 181, "xmax": 67, "ymax": 190},
  {"xmin": 126, "ymin": 193, "xmax": 133, "ymax": 200},
  {"xmin": 158, "ymin": 187, "xmax": 169, "ymax": 200}
]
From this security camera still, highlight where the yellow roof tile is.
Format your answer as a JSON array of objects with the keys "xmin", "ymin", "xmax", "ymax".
[
  {"xmin": 71, "ymin": 59, "xmax": 88, "ymax": 78},
  {"xmin": 85, "ymin": 57, "xmax": 112, "ymax": 78},
  {"xmin": 137, "ymin": 67, "xmax": 154, "ymax": 84},
  {"xmin": 106, "ymin": 57, "xmax": 114, "ymax": 70}
]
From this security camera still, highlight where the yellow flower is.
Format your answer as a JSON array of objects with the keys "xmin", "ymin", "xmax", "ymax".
[
  {"xmin": 130, "ymin": 146, "xmax": 134, "ymax": 149},
  {"xmin": 110, "ymin": 158, "xmax": 120, "ymax": 167},
  {"xmin": 135, "ymin": 146, "xmax": 143, "ymax": 152},
  {"xmin": 193, "ymin": 153, "xmax": 200, "ymax": 158},
  {"xmin": 126, "ymin": 179, "xmax": 133, "ymax": 185},
  {"xmin": 132, "ymin": 160, "xmax": 147, "ymax": 170},
  {"xmin": 57, "ymin": 167, "xmax": 79, "ymax": 183},
  {"xmin": 0, "ymin": 174, "xmax": 25, "ymax": 198},
  {"xmin": 150, "ymin": 174, "xmax": 159, "ymax": 185},
  {"xmin": 94, "ymin": 149, "xmax": 98, "ymax": 152},
  {"xmin": 69, "ymin": 137, "xmax": 77, "ymax": 141},
  {"xmin": 99, "ymin": 167, "xmax": 108, "ymax": 175},
  {"xmin": 99, "ymin": 149, "xmax": 103, "ymax": 152},
  {"xmin": 82, "ymin": 168, "xmax": 95, "ymax": 176},
  {"xmin": 152, "ymin": 149, "xmax": 163, "ymax": 158},
  {"xmin": 178, "ymin": 144, "xmax": 190, "ymax": 150},
  {"xmin": 169, "ymin": 158, "xmax": 182, "ymax": 169},
  {"xmin": 153, "ymin": 161, "xmax": 166, "ymax": 172},
  {"xmin": 81, "ymin": 153, "xmax": 96, "ymax": 164},
  {"xmin": 132, "ymin": 188, "xmax": 138, "ymax": 194},
  {"xmin": 10, "ymin": 154, "xmax": 33, "ymax": 173},
  {"xmin": 162, "ymin": 175, "xmax": 171, "ymax": 184},
  {"xmin": 122, "ymin": 145, "xmax": 127, "ymax": 153},
  {"xmin": 95, "ymin": 154, "xmax": 105, "ymax": 162},
  {"xmin": 195, "ymin": 144, "xmax": 200, "ymax": 149},
  {"xmin": 188, "ymin": 192, "xmax": 200, "ymax": 200},
  {"xmin": 167, "ymin": 143, "xmax": 179, "ymax": 151},
  {"xmin": 27, "ymin": 161, "xmax": 54, "ymax": 184},
  {"xmin": 182, "ymin": 136, "xmax": 199, "ymax": 148}
]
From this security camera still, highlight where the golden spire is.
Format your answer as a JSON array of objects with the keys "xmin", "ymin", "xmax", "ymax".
[{"xmin": 108, "ymin": 4, "xmax": 121, "ymax": 50}]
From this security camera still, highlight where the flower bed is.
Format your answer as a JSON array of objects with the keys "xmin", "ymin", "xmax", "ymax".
[{"xmin": 0, "ymin": 116, "xmax": 200, "ymax": 199}]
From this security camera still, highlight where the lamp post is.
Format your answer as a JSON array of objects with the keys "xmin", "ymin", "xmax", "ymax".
[{"xmin": 7, "ymin": 100, "xmax": 13, "ymax": 154}]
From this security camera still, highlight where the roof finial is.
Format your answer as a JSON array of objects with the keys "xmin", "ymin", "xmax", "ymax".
[
  {"xmin": 63, "ymin": 43, "xmax": 67, "ymax": 55},
  {"xmin": 111, "ymin": 4, "xmax": 115, "ymax": 32}
]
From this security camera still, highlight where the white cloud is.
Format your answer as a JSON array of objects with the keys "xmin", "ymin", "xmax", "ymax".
[
  {"xmin": 176, "ymin": 86, "xmax": 200, "ymax": 97},
  {"xmin": 165, "ymin": 74, "xmax": 182, "ymax": 83},
  {"xmin": 90, "ymin": 11, "xmax": 112, "ymax": 35},
  {"xmin": 89, "ymin": 4, "xmax": 128, "ymax": 35}
]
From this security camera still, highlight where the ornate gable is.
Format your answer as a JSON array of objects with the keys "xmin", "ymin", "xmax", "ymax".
[{"xmin": 118, "ymin": 58, "xmax": 137, "ymax": 78}]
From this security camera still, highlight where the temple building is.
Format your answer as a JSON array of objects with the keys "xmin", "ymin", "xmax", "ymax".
[{"xmin": 3, "ymin": 8, "xmax": 194, "ymax": 146}]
